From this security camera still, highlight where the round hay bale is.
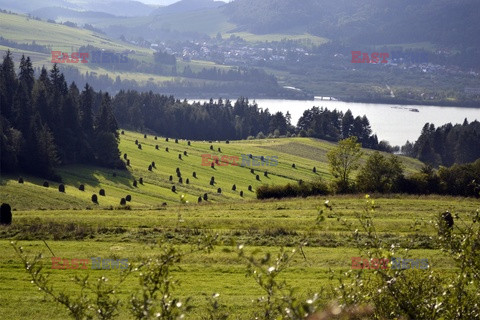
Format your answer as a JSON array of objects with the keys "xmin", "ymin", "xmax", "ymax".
[{"xmin": 0, "ymin": 203, "xmax": 12, "ymax": 225}]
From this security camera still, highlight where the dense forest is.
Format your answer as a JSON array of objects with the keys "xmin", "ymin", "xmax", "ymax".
[
  {"xmin": 112, "ymin": 92, "xmax": 381, "ymax": 146},
  {"xmin": 0, "ymin": 52, "xmax": 123, "ymax": 179},
  {"xmin": 402, "ymin": 120, "xmax": 480, "ymax": 166}
]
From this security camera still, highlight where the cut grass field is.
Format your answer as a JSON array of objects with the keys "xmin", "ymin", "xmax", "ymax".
[
  {"xmin": 1, "ymin": 130, "xmax": 478, "ymax": 318},
  {"xmin": 0, "ymin": 195, "xmax": 477, "ymax": 319},
  {"xmin": 0, "ymin": 130, "xmax": 423, "ymax": 210}
]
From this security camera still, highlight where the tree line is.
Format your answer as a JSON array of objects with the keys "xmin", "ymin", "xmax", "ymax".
[
  {"xmin": 258, "ymin": 136, "xmax": 480, "ymax": 199},
  {"xmin": 1, "ymin": 52, "xmax": 123, "ymax": 179},
  {"xmin": 402, "ymin": 120, "xmax": 480, "ymax": 166}
]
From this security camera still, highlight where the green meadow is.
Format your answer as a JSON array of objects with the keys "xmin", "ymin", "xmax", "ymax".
[{"xmin": 1, "ymin": 131, "xmax": 478, "ymax": 318}]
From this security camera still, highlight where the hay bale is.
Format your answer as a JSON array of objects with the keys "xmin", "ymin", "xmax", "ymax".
[{"xmin": 0, "ymin": 203, "xmax": 12, "ymax": 225}]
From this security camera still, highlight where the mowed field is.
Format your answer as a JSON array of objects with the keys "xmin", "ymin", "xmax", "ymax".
[{"xmin": 1, "ymin": 132, "xmax": 477, "ymax": 319}]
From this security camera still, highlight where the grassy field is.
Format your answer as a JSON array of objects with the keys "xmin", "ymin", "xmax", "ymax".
[
  {"xmin": 0, "ymin": 130, "xmax": 423, "ymax": 210},
  {"xmin": 1, "ymin": 130, "xmax": 478, "ymax": 318},
  {"xmin": 1, "ymin": 195, "xmax": 477, "ymax": 319},
  {"xmin": 226, "ymin": 32, "xmax": 328, "ymax": 46}
]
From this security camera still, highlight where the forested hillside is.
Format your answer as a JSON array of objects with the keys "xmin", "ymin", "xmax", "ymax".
[
  {"xmin": 0, "ymin": 52, "xmax": 124, "ymax": 178},
  {"xmin": 226, "ymin": 0, "xmax": 480, "ymax": 66}
]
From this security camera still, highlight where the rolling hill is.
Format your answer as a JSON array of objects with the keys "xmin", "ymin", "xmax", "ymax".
[{"xmin": 0, "ymin": 130, "xmax": 423, "ymax": 211}]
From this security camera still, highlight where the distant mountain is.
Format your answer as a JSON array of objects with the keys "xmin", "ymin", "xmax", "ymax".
[
  {"xmin": 29, "ymin": 7, "xmax": 117, "ymax": 21},
  {"xmin": 0, "ymin": 0, "xmax": 80, "ymax": 13},
  {"xmin": 0, "ymin": 0, "xmax": 157, "ymax": 18},
  {"xmin": 151, "ymin": 0, "xmax": 225, "ymax": 16},
  {"xmin": 224, "ymin": 0, "xmax": 480, "ymax": 50},
  {"xmin": 88, "ymin": 0, "xmax": 157, "ymax": 17}
]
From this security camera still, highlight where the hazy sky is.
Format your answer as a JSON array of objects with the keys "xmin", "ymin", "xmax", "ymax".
[{"xmin": 139, "ymin": 0, "xmax": 229, "ymax": 5}]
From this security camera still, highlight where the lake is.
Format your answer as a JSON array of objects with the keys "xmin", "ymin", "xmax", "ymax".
[{"xmin": 190, "ymin": 98, "xmax": 479, "ymax": 146}]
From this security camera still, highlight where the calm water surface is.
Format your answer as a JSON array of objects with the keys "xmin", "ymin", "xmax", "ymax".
[{"xmin": 189, "ymin": 99, "xmax": 479, "ymax": 146}]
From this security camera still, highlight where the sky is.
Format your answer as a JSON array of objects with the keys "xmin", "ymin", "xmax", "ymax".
[{"xmin": 138, "ymin": 0, "xmax": 229, "ymax": 5}]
